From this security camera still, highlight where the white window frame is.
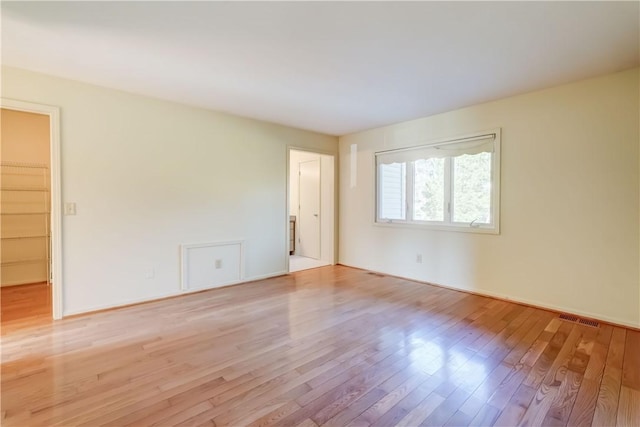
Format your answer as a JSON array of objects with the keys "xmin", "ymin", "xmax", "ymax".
[{"xmin": 374, "ymin": 129, "xmax": 501, "ymax": 234}]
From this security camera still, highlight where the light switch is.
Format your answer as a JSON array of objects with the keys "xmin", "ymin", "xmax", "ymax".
[{"xmin": 64, "ymin": 202, "xmax": 76, "ymax": 216}]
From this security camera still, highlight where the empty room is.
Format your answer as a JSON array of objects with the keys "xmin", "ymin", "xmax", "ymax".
[{"xmin": 1, "ymin": 2, "xmax": 639, "ymax": 426}]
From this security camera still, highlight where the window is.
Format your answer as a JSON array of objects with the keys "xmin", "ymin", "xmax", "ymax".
[{"xmin": 376, "ymin": 130, "xmax": 500, "ymax": 233}]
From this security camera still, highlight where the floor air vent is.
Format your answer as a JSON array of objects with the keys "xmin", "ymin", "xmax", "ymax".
[
  {"xmin": 578, "ymin": 318, "xmax": 600, "ymax": 328},
  {"xmin": 559, "ymin": 313, "xmax": 600, "ymax": 328},
  {"xmin": 559, "ymin": 314, "xmax": 579, "ymax": 322}
]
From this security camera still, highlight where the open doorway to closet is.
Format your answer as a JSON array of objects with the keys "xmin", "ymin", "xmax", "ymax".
[
  {"xmin": 288, "ymin": 149, "xmax": 335, "ymax": 272},
  {"xmin": 1, "ymin": 108, "xmax": 52, "ymax": 329},
  {"xmin": 1, "ymin": 100, "xmax": 62, "ymax": 329}
]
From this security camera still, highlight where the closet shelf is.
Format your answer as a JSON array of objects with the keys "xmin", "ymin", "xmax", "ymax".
[
  {"xmin": 1, "ymin": 173, "xmax": 49, "ymax": 178},
  {"xmin": 1, "ymin": 160, "xmax": 51, "ymax": 285},
  {"xmin": 1, "ymin": 187, "xmax": 49, "ymax": 192},
  {"xmin": 0, "ymin": 212, "xmax": 50, "ymax": 215},
  {"xmin": 1, "ymin": 258, "xmax": 47, "ymax": 266},
  {"xmin": 1, "ymin": 235, "xmax": 49, "ymax": 240},
  {"xmin": 0, "ymin": 161, "xmax": 48, "ymax": 169}
]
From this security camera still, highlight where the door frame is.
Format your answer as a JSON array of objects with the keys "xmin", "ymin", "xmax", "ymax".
[
  {"xmin": 2, "ymin": 98, "xmax": 63, "ymax": 319},
  {"xmin": 286, "ymin": 147, "xmax": 336, "ymax": 272}
]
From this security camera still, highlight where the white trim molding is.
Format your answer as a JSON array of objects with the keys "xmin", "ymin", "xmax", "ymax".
[
  {"xmin": 286, "ymin": 146, "xmax": 338, "ymax": 273},
  {"xmin": 339, "ymin": 263, "xmax": 640, "ymax": 330},
  {"xmin": 374, "ymin": 128, "xmax": 501, "ymax": 235},
  {"xmin": 1, "ymin": 98, "xmax": 63, "ymax": 320}
]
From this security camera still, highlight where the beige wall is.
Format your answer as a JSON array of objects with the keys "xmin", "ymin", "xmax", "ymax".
[
  {"xmin": 1, "ymin": 108, "xmax": 51, "ymax": 286},
  {"xmin": 1, "ymin": 66, "xmax": 338, "ymax": 315},
  {"xmin": 339, "ymin": 68, "xmax": 640, "ymax": 327}
]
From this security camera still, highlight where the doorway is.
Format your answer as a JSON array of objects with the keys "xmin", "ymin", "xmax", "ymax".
[
  {"xmin": 1, "ymin": 99, "xmax": 62, "ymax": 325},
  {"xmin": 288, "ymin": 149, "xmax": 335, "ymax": 272}
]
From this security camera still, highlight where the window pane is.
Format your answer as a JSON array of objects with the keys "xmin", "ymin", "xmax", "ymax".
[
  {"xmin": 379, "ymin": 163, "xmax": 406, "ymax": 220},
  {"xmin": 452, "ymin": 152, "xmax": 492, "ymax": 224},
  {"xmin": 413, "ymin": 158, "xmax": 445, "ymax": 221}
]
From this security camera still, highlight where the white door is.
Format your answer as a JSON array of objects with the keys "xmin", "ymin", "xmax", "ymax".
[{"xmin": 298, "ymin": 159, "xmax": 320, "ymax": 259}]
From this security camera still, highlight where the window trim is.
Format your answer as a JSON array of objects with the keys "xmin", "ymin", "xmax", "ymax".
[{"xmin": 374, "ymin": 128, "xmax": 501, "ymax": 234}]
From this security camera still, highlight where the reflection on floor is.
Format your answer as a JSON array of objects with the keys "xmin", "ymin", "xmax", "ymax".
[
  {"xmin": 2, "ymin": 266, "xmax": 638, "ymax": 426},
  {"xmin": 1, "ymin": 282, "xmax": 52, "ymax": 334},
  {"xmin": 289, "ymin": 254, "xmax": 330, "ymax": 272}
]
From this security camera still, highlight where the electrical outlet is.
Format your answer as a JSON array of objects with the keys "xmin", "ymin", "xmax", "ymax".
[
  {"xmin": 145, "ymin": 267, "xmax": 155, "ymax": 279},
  {"xmin": 215, "ymin": 259, "xmax": 222, "ymax": 269},
  {"xmin": 416, "ymin": 254, "xmax": 423, "ymax": 263}
]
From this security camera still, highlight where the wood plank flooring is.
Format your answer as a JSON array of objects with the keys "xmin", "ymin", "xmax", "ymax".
[
  {"xmin": 1, "ymin": 266, "xmax": 639, "ymax": 426},
  {"xmin": 1, "ymin": 282, "xmax": 52, "ymax": 334}
]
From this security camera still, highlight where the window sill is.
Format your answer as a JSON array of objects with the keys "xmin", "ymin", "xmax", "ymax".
[{"xmin": 373, "ymin": 220, "xmax": 500, "ymax": 235}]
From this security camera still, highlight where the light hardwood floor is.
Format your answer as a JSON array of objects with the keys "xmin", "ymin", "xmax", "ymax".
[
  {"xmin": 1, "ymin": 266, "xmax": 639, "ymax": 426},
  {"xmin": 1, "ymin": 282, "xmax": 52, "ymax": 334}
]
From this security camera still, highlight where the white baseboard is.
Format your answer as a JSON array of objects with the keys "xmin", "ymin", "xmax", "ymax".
[
  {"xmin": 473, "ymin": 287, "xmax": 639, "ymax": 329},
  {"xmin": 244, "ymin": 270, "xmax": 289, "ymax": 282},
  {"xmin": 62, "ymin": 270, "xmax": 290, "ymax": 318},
  {"xmin": 63, "ymin": 292, "xmax": 178, "ymax": 317},
  {"xmin": 337, "ymin": 262, "xmax": 640, "ymax": 330}
]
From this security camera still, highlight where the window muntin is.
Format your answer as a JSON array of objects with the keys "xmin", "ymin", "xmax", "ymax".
[{"xmin": 375, "ymin": 131, "xmax": 500, "ymax": 232}]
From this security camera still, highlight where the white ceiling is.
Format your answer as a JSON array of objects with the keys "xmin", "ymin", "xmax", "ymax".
[{"xmin": 2, "ymin": 1, "xmax": 638, "ymax": 136}]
